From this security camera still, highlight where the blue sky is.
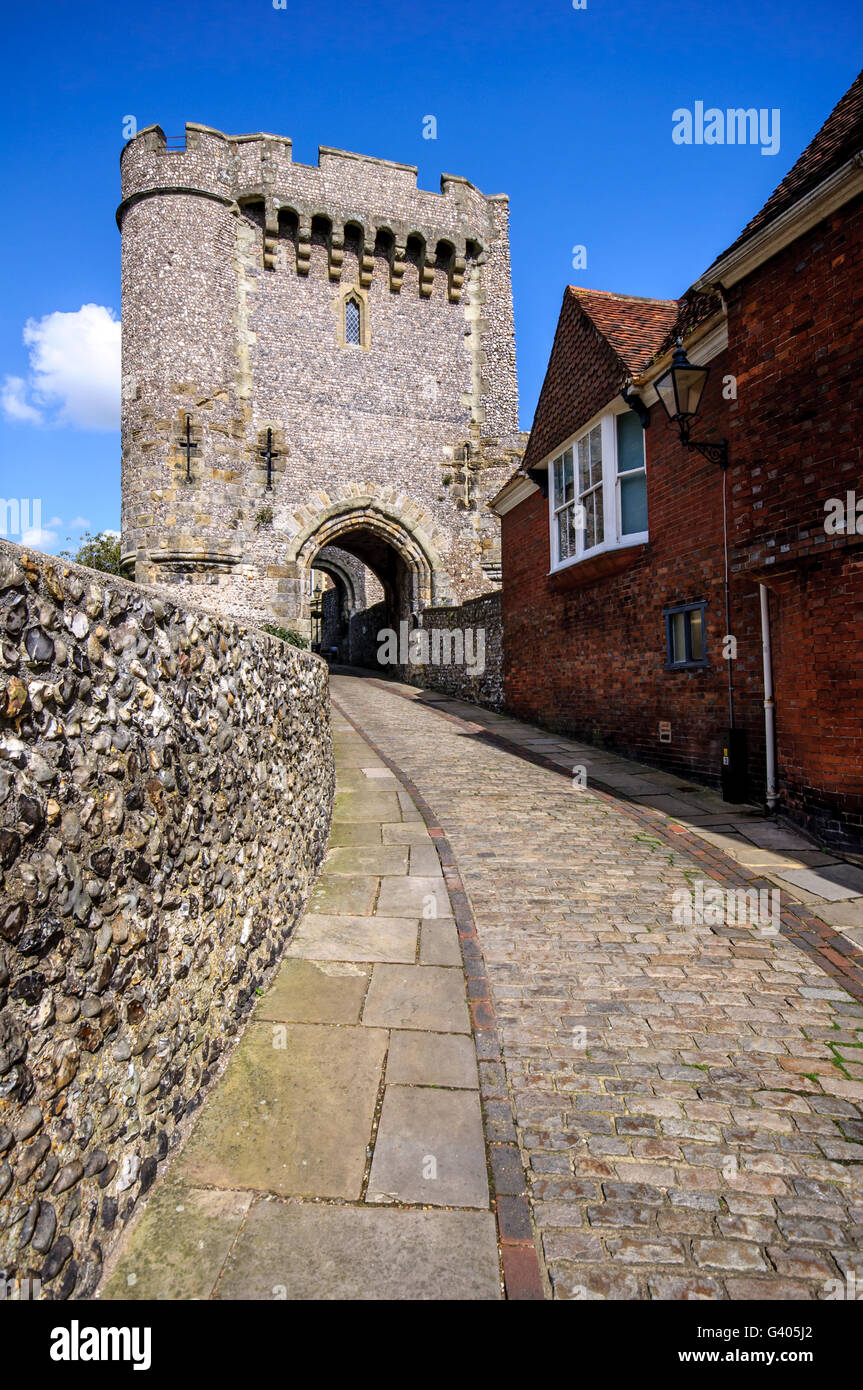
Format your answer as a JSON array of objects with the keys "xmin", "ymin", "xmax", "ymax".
[{"xmin": 0, "ymin": 0, "xmax": 859, "ymax": 552}]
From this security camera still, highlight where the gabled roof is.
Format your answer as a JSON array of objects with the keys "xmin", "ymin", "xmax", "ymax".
[
  {"xmin": 569, "ymin": 288, "xmax": 679, "ymax": 376},
  {"xmin": 716, "ymin": 68, "xmax": 863, "ymax": 263},
  {"xmin": 518, "ymin": 287, "xmax": 678, "ymax": 473}
]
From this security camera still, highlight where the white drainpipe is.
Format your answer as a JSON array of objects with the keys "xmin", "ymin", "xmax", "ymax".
[{"xmin": 759, "ymin": 584, "xmax": 778, "ymax": 811}]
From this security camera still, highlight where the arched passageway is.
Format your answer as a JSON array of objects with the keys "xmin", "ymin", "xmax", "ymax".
[{"xmin": 285, "ymin": 495, "xmax": 449, "ymax": 664}]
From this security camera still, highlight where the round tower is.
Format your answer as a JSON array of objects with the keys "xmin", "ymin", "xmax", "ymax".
[{"xmin": 119, "ymin": 124, "xmax": 248, "ymax": 586}]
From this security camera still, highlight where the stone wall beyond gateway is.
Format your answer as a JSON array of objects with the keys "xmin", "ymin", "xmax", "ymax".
[
  {"xmin": 344, "ymin": 592, "xmax": 503, "ymax": 710},
  {"xmin": 412, "ymin": 592, "xmax": 503, "ymax": 710},
  {"xmin": 0, "ymin": 540, "xmax": 334, "ymax": 1299}
]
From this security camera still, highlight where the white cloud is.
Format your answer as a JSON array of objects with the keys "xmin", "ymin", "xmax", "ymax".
[
  {"xmin": 1, "ymin": 375, "xmax": 43, "ymax": 425},
  {"xmin": 21, "ymin": 515, "xmax": 63, "ymax": 552},
  {"xmin": 2, "ymin": 304, "xmax": 121, "ymax": 430},
  {"xmin": 68, "ymin": 516, "xmax": 92, "ymax": 530}
]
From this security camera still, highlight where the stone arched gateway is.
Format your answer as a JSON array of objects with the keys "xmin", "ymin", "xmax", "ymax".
[
  {"xmin": 273, "ymin": 488, "xmax": 452, "ymax": 643},
  {"xmin": 119, "ymin": 125, "xmax": 525, "ymax": 637}
]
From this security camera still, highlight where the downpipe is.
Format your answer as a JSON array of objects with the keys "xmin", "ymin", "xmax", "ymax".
[{"xmin": 759, "ymin": 583, "xmax": 778, "ymax": 811}]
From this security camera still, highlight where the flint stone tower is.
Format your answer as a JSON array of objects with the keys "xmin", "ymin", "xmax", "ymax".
[{"xmin": 119, "ymin": 123, "xmax": 524, "ymax": 641}]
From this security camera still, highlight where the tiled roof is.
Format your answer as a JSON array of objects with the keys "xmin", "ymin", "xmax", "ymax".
[
  {"xmin": 520, "ymin": 288, "xmax": 677, "ymax": 473},
  {"xmin": 570, "ymin": 288, "xmax": 678, "ymax": 377},
  {"xmin": 716, "ymin": 68, "xmax": 863, "ymax": 262},
  {"xmin": 513, "ymin": 285, "xmax": 725, "ymax": 481},
  {"xmin": 652, "ymin": 288, "xmax": 725, "ymax": 364}
]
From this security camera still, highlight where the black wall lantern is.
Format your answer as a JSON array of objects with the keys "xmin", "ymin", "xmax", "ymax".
[{"xmin": 654, "ymin": 342, "xmax": 728, "ymax": 470}]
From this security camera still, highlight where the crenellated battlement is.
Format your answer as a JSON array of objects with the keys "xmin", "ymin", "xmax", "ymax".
[{"xmin": 119, "ymin": 123, "xmax": 505, "ymax": 298}]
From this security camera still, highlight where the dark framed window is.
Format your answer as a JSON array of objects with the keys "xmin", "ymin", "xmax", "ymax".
[
  {"xmin": 664, "ymin": 602, "xmax": 708, "ymax": 669},
  {"xmin": 345, "ymin": 297, "xmax": 361, "ymax": 346}
]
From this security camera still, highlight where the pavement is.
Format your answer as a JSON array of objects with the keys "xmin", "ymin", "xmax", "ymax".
[
  {"xmin": 98, "ymin": 706, "xmax": 501, "ymax": 1301},
  {"xmin": 99, "ymin": 669, "xmax": 863, "ymax": 1301}
]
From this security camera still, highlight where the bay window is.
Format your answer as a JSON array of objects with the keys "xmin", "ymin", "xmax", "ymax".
[{"xmin": 548, "ymin": 406, "xmax": 648, "ymax": 570}]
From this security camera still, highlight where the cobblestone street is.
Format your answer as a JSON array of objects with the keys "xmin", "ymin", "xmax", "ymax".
[{"xmin": 332, "ymin": 672, "xmax": 863, "ymax": 1301}]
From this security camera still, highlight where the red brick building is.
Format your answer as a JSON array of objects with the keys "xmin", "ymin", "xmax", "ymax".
[{"xmin": 493, "ymin": 71, "xmax": 863, "ymax": 851}]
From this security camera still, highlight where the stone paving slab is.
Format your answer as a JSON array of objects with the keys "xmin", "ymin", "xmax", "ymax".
[
  {"xmin": 215, "ymin": 1202, "xmax": 500, "ymax": 1301},
  {"xmin": 367, "ymin": 1086, "xmax": 489, "ymax": 1207},
  {"xmin": 333, "ymin": 790, "xmax": 403, "ymax": 822},
  {"xmin": 377, "ymin": 875, "xmax": 452, "ymax": 918},
  {"xmin": 328, "ymin": 750, "xmax": 388, "ymax": 769},
  {"xmin": 325, "ymin": 845, "xmax": 409, "ymax": 876},
  {"xmin": 257, "ymin": 958, "xmax": 370, "ymax": 1025},
  {"xmin": 419, "ymin": 919, "xmax": 462, "ymax": 966},
  {"xmin": 813, "ymin": 901, "xmax": 863, "ymax": 931},
  {"xmin": 386, "ymin": 1030, "xmax": 479, "ymax": 1089},
  {"xmin": 100, "ymin": 1184, "xmax": 253, "ymax": 1301},
  {"xmin": 286, "ymin": 912, "xmax": 418, "ymax": 963},
  {"xmin": 743, "ymin": 823, "xmax": 825, "ymax": 852},
  {"xmin": 329, "ymin": 821, "xmax": 384, "ymax": 846},
  {"xmin": 178, "ymin": 1021, "xmax": 387, "ymax": 1199},
  {"xmin": 776, "ymin": 865, "xmax": 863, "ymax": 900},
  {"xmin": 409, "ymin": 843, "xmax": 444, "ymax": 876},
  {"xmin": 363, "ymin": 964, "xmax": 471, "ymax": 1033},
  {"xmin": 308, "ymin": 874, "xmax": 379, "ymax": 914},
  {"xmin": 398, "ymin": 790, "xmax": 424, "ymax": 821},
  {"xmin": 99, "ymin": 703, "xmax": 500, "ymax": 1302},
  {"xmin": 383, "ymin": 823, "xmax": 436, "ymax": 844}
]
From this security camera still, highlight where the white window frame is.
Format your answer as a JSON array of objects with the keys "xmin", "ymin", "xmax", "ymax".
[{"xmin": 547, "ymin": 401, "xmax": 648, "ymax": 573}]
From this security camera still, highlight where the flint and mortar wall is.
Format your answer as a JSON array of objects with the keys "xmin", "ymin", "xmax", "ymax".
[
  {"xmin": 0, "ymin": 540, "xmax": 334, "ymax": 1299},
  {"xmin": 119, "ymin": 124, "xmax": 524, "ymax": 631},
  {"xmin": 409, "ymin": 592, "xmax": 503, "ymax": 709}
]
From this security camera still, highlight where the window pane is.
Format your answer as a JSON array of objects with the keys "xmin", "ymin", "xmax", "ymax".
[
  {"xmin": 616, "ymin": 411, "xmax": 645, "ymax": 473},
  {"xmin": 553, "ymin": 450, "xmax": 574, "ymax": 508},
  {"xmin": 589, "ymin": 425, "xmax": 602, "ymax": 486},
  {"xmin": 577, "ymin": 436, "xmax": 590, "ymax": 494},
  {"xmin": 557, "ymin": 505, "xmax": 577, "ymax": 560},
  {"xmin": 345, "ymin": 299, "xmax": 360, "ymax": 345},
  {"xmin": 689, "ymin": 608, "xmax": 704, "ymax": 661},
  {"xmin": 670, "ymin": 612, "xmax": 686, "ymax": 663},
  {"xmin": 584, "ymin": 495, "xmax": 595, "ymax": 550},
  {"xmin": 620, "ymin": 473, "xmax": 647, "ymax": 535},
  {"xmin": 582, "ymin": 489, "xmax": 603, "ymax": 550},
  {"xmin": 562, "ymin": 449, "xmax": 573, "ymax": 503}
]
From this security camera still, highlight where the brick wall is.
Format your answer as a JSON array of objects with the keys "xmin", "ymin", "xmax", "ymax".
[
  {"xmin": 501, "ymin": 193, "xmax": 863, "ymax": 849},
  {"xmin": 502, "ymin": 355, "xmax": 766, "ymax": 792},
  {"xmin": 725, "ymin": 193, "xmax": 863, "ymax": 847}
]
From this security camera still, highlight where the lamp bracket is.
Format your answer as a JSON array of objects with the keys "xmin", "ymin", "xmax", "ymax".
[
  {"xmin": 689, "ymin": 439, "xmax": 729, "ymax": 470},
  {"xmin": 677, "ymin": 419, "xmax": 728, "ymax": 470}
]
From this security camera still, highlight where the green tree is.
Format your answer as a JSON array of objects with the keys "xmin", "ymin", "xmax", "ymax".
[{"xmin": 61, "ymin": 530, "xmax": 124, "ymax": 576}]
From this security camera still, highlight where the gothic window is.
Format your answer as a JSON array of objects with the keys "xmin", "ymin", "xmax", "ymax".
[{"xmin": 345, "ymin": 297, "xmax": 361, "ymax": 346}]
